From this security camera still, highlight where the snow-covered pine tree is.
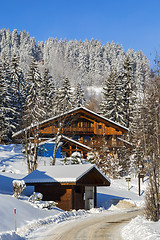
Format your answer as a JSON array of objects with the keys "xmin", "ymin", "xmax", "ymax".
[
  {"xmin": 0, "ymin": 29, "xmax": 12, "ymax": 59},
  {"xmin": 57, "ymin": 77, "xmax": 74, "ymax": 114},
  {"xmin": 122, "ymin": 55, "xmax": 137, "ymax": 128},
  {"xmin": 52, "ymin": 85, "xmax": 61, "ymax": 116},
  {"xmin": 23, "ymin": 57, "xmax": 46, "ymax": 125},
  {"xmin": 134, "ymin": 59, "xmax": 145, "ymax": 100},
  {"xmin": 10, "ymin": 54, "xmax": 25, "ymax": 128},
  {"xmin": 11, "ymin": 29, "xmax": 20, "ymax": 54},
  {"xmin": 51, "ymin": 77, "xmax": 76, "ymax": 165},
  {"xmin": 0, "ymin": 54, "xmax": 19, "ymax": 142},
  {"xmin": 41, "ymin": 67, "xmax": 55, "ymax": 118},
  {"xmin": 100, "ymin": 69, "xmax": 116, "ymax": 119},
  {"xmin": 100, "ymin": 69, "xmax": 125, "ymax": 125},
  {"xmin": 0, "ymin": 29, "xmax": 152, "ymax": 92},
  {"xmin": 117, "ymin": 145, "xmax": 131, "ymax": 176},
  {"xmin": 0, "ymin": 58, "xmax": 5, "ymax": 142},
  {"xmin": 23, "ymin": 58, "xmax": 46, "ymax": 173},
  {"xmin": 51, "ymin": 77, "xmax": 74, "ymax": 165},
  {"xmin": 73, "ymin": 83, "xmax": 85, "ymax": 107}
]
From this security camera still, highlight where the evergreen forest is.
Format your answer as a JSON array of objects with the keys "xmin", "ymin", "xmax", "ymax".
[{"xmin": 0, "ymin": 29, "xmax": 151, "ymax": 141}]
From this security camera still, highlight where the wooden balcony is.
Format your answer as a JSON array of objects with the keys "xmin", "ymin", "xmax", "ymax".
[{"xmin": 63, "ymin": 127, "xmax": 94, "ymax": 134}]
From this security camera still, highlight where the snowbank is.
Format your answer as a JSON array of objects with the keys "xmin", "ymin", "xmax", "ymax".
[
  {"xmin": 121, "ymin": 215, "xmax": 160, "ymax": 240},
  {"xmin": 19, "ymin": 209, "xmax": 91, "ymax": 238},
  {"xmin": 0, "ymin": 194, "xmax": 62, "ymax": 232},
  {"xmin": 0, "ymin": 208, "xmax": 103, "ymax": 239},
  {"xmin": 0, "ymin": 232, "xmax": 25, "ymax": 240}
]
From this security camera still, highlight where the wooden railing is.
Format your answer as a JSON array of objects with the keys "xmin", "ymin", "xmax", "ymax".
[
  {"xmin": 40, "ymin": 127, "xmax": 94, "ymax": 135},
  {"xmin": 63, "ymin": 127, "xmax": 94, "ymax": 134}
]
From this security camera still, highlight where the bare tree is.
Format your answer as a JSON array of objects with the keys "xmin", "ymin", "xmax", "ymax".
[
  {"xmin": 133, "ymin": 75, "xmax": 160, "ymax": 221},
  {"xmin": 52, "ymin": 121, "xmax": 63, "ymax": 165},
  {"xmin": 24, "ymin": 126, "xmax": 40, "ymax": 173},
  {"xmin": 89, "ymin": 136, "xmax": 123, "ymax": 178}
]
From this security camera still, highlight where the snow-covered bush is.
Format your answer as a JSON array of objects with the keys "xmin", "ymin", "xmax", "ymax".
[
  {"xmin": 71, "ymin": 151, "xmax": 81, "ymax": 158},
  {"xmin": 37, "ymin": 201, "xmax": 58, "ymax": 209},
  {"xmin": 28, "ymin": 192, "xmax": 58, "ymax": 209},
  {"xmin": 28, "ymin": 192, "xmax": 43, "ymax": 202},
  {"xmin": 71, "ymin": 151, "xmax": 82, "ymax": 164},
  {"xmin": 13, "ymin": 180, "xmax": 26, "ymax": 198},
  {"xmin": 87, "ymin": 152, "xmax": 95, "ymax": 162},
  {"xmin": 61, "ymin": 151, "xmax": 83, "ymax": 165}
]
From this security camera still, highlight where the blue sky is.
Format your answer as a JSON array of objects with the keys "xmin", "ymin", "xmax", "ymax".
[{"xmin": 1, "ymin": 0, "xmax": 160, "ymax": 65}]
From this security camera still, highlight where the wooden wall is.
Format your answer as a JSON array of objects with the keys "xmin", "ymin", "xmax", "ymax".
[
  {"xmin": 35, "ymin": 185, "xmax": 73, "ymax": 211},
  {"xmin": 35, "ymin": 184, "xmax": 85, "ymax": 211},
  {"xmin": 72, "ymin": 186, "xmax": 85, "ymax": 210},
  {"xmin": 93, "ymin": 122, "xmax": 122, "ymax": 136},
  {"xmin": 39, "ymin": 121, "xmax": 122, "ymax": 137}
]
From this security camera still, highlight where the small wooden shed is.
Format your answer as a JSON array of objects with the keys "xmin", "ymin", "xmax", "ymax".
[{"xmin": 23, "ymin": 164, "xmax": 110, "ymax": 211}]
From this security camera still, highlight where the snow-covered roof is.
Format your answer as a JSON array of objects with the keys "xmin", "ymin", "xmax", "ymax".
[
  {"xmin": 80, "ymin": 107, "xmax": 128, "ymax": 131},
  {"xmin": 23, "ymin": 164, "xmax": 111, "ymax": 184},
  {"xmin": 23, "ymin": 135, "xmax": 92, "ymax": 151},
  {"xmin": 12, "ymin": 106, "xmax": 128, "ymax": 138},
  {"xmin": 36, "ymin": 106, "xmax": 128, "ymax": 131},
  {"xmin": 42, "ymin": 135, "xmax": 92, "ymax": 150},
  {"xmin": 61, "ymin": 135, "xmax": 92, "ymax": 150}
]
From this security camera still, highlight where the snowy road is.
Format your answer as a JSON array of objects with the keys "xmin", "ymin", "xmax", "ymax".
[{"xmin": 42, "ymin": 208, "xmax": 143, "ymax": 240}]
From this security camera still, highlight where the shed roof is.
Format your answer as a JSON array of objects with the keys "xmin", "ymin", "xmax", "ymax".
[{"xmin": 23, "ymin": 164, "xmax": 110, "ymax": 185}]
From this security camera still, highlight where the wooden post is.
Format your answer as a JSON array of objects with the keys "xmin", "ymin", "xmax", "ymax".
[
  {"xmin": 69, "ymin": 146, "xmax": 72, "ymax": 156},
  {"xmin": 14, "ymin": 208, "xmax": 17, "ymax": 232},
  {"xmin": 138, "ymin": 172, "xmax": 145, "ymax": 196},
  {"xmin": 94, "ymin": 186, "xmax": 97, "ymax": 208},
  {"xmin": 138, "ymin": 174, "xmax": 141, "ymax": 196},
  {"xmin": 72, "ymin": 186, "xmax": 74, "ymax": 210},
  {"xmin": 125, "ymin": 177, "xmax": 131, "ymax": 191}
]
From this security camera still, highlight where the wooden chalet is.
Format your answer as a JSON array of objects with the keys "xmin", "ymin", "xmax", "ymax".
[
  {"xmin": 23, "ymin": 164, "xmax": 110, "ymax": 211},
  {"xmin": 12, "ymin": 107, "xmax": 128, "ymax": 158}
]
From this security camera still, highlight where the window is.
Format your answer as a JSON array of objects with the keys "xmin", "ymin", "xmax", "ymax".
[
  {"xmin": 87, "ymin": 122, "xmax": 91, "ymax": 128},
  {"xmin": 83, "ymin": 121, "xmax": 91, "ymax": 127},
  {"xmin": 83, "ymin": 136, "xmax": 91, "ymax": 142},
  {"xmin": 83, "ymin": 122, "xmax": 87, "ymax": 127},
  {"xmin": 98, "ymin": 125, "xmax": 102, "ymax": 129},
  {"xmin": 72, "ymin": 136, "xmax": 81, "ymax": 141},
  {"xmin": 74, "ymin": 122, "xmax": 78, "ymax": 127}
]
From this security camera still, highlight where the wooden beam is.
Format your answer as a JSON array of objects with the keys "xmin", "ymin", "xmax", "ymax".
[
  {"xmin": 72, "ymin": 186, "xmax": 74, "ymax": 209},
  {"xmin": 80, "ymin": 116, "xmax": 95, "ymax": 123},
  {"xmin": 94, "ymin": 186, "xmax": 97, "ymax": 208},
  {"xmin": 60, "ymin": 182, "xmax": 76, "ymax": 185}
]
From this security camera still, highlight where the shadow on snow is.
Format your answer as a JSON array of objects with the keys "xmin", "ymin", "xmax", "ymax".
[{"xmin": 97, "ymin": 192, "xmax": 128, "ymax": 209}]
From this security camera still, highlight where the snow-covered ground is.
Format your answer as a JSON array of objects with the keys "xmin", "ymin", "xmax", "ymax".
[{"xmin": 0, "ymin": 144, "xmax": 159, "ymax": 240}]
